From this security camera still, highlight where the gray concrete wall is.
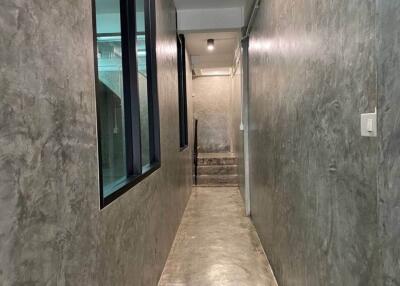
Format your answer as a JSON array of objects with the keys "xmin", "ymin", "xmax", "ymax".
[
  {"xmin": 193, "ymin": 76, "xmax": 232, "ymax": 153},
  {"xmin": 230, "ymin": 66, "xmax": 242, "ymax": 156},
  {"xmin": 248, "ymin": 0, "xmax": 380, "ymax": 285},
  {"xmin": 185, "ymin": 51, "xmax": 194, "ymax": 184},
  {"xmin": 0, "ymin": 0, "xmax": 192, "ymax": 285},
  {"xmin": 376, "ymin": 0, "xmax": 400, "ymax": 284},
  {"xmin": 231, "ymin": 60, "xmax": 245, "ymax": 200}
]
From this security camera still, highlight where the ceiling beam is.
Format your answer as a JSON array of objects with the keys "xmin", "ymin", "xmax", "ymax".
[{"xmin": 177, "ymin": 8, "xmax": 245, "ymax": 32}]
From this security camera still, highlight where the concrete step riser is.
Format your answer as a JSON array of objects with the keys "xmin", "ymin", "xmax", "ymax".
[
  {"xmin": 198, "ymin": 157, "xmax": 238, "ymax": 166},
  {"xmin": 197, "ymin": 165, "xmax": 238, "ymax": 175},
  {"xmin": 197, "ymin": 175, "xmax": 239, "ymax": 186},
  {"xmin": 196, "ymin": 154, "xmax": 239, "ymax": 186}
]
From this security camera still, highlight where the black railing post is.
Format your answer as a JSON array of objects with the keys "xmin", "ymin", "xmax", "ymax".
[{"xmin": 193, "ymin": 119, "xmax": 198, "ymax": 185}]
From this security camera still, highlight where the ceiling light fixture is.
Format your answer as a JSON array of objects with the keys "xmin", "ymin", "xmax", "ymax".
[{"xmin": 207, "ymin": 39, "xmax": 215, "ymax": 51}]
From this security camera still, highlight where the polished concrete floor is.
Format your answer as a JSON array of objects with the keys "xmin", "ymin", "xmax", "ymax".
[{"xmin": 158, "ymin": 187, "xmax": 278, "ymax": 286}]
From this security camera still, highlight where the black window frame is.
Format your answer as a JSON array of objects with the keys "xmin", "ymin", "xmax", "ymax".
[
  {"xmin": 177, "ymin": 33, "xmax": 189, "ymax": 150},
  {"xmin": 91, "ymin": 0, "xmax": 161, "ymax": 209}
]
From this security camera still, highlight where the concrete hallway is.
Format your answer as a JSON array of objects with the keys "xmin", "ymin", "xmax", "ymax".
[{"xmin": 158, "ymin": 187, "xmax": 277, "ymax": 286}]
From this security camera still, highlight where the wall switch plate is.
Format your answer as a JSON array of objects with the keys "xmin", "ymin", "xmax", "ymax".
[{"xmin": 361, "ymin": 108, "xmax": 377, "ymax": 137}]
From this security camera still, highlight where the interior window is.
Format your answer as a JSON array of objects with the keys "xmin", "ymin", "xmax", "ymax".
[{"xmin": 93, "ymin": 0, "xmax": 160, "ymax": 208}]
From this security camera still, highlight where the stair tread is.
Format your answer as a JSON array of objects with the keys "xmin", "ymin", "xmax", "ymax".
[
  {"xmin": 197, "ymin": 164, "xmax": 238, "ymax": 176},
  {"xmin": 198, "ymin": 158, "xmax": 238, "ymax": 165},
  {"xmin": 198, "ymin": 152, "xmax": 237, "ymax": 159},
  {"xmin": 195, "ymin": 184, "xmax": 239, "ymax": 187},
  {"xmin": 198, "ymin": 165, "xmax": 237, "ymax": 168},
  {"xmin": 195, "ymin": 154, "xmax": 239, "ymax": 186},
  {"xmin": 198, "ymin": 174, "xmax": 238, "ymax": 177},
  {"xmin": 199, "ymin": 163, "xmax": 238, "ymax": 167}
]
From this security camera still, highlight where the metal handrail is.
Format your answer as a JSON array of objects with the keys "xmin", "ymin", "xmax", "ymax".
[{"xmin": 193, "ymin": 119, "xmax": 199, "ymax": 185}]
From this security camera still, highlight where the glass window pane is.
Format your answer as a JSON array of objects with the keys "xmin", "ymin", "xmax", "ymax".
[
  {"xmin": 95, "ymin": 0, "xmax": 127, "ymax": 197},
  {"xmin": 136, "ymin": 0, "xmax": 151, "ymax": 169}
]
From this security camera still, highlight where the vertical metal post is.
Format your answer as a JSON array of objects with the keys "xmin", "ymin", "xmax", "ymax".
[{"xmin": 242, "ymin": 38, "xmax": 251, "ymax": 216}]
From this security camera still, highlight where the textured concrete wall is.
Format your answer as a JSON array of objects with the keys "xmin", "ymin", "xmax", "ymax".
[
  {"xmin": 376, "ymin": 0, "xmax": 400, "ymax": 284},
  {"xmin": 193, "ymin": 76, "xmax": 232, "ymax": 153},
  {"xmin": 248, "ymin": 0, "xmax": 380, "ymax": 285},
  {"xmin": 230, "ymin": 66, "xmax": 242, "ymax": 156},
  {"xmin": 0, "ymin": 0, "xmax": 192, "ymax": 285},
  {"xmin": 231, "ymin": 61, "xmax": 245, "ymax": 199},
  {"xmin": 186, "ymin": 51, "xmax": 194, "ymax": 160}
]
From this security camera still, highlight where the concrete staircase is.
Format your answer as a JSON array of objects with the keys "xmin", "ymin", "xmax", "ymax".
[{"xmin": 196, "ymin": 153, "xmax": 239, "ymax": 187}]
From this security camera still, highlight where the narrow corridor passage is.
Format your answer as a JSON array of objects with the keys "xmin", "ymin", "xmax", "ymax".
[{"xmin": 158, "ymin": 187, "xmax": 277, "ymax": 286}]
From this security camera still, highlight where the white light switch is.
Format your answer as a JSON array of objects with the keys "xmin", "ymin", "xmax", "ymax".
[
  {"xmin": 361, "ymin": 108, "xmax": 377, "ymax": 137},
  {"xmin": 367, "ymin": 118, "xmax": 373, "ymax": 132}
]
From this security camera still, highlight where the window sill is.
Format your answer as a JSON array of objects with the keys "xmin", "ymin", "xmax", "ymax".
[{"xmin": 179, "ymin": 145, "xmax": 189, "ymax": 152}]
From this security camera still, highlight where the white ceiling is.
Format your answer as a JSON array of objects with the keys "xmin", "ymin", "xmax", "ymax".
[
  {"xmin": 174, "ymin": 0, "xmax": 248, "ymax": 10},
  {"xmin": 96, "ymin": 0, "xmax": 144, "ymax": 13},
  {"xmin": 174, "ymin": 0, "xmax": 254, "ymax": 25},
  {"xmin": 175, "ymin": 0, "xmax": 254, "ymax": 70},
  {"xmin": 185, "ymin": 31, "xmax": 240, "ymax": 69},
  {"xmin": 186, "ymin": 32, "xmax": 239, "ymax": 56}
]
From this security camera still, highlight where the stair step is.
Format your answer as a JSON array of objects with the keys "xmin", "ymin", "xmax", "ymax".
[
  {"xmin": 196, "ymin": 174, "xmax": 239, "ymax": 186},
  {"xmin": 197, "ymin": 157, "xmax": 238, "ymax": 166},
  {"xmin": 197, "ymin": 165, "xmax": 238, "ymax": 175}
]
